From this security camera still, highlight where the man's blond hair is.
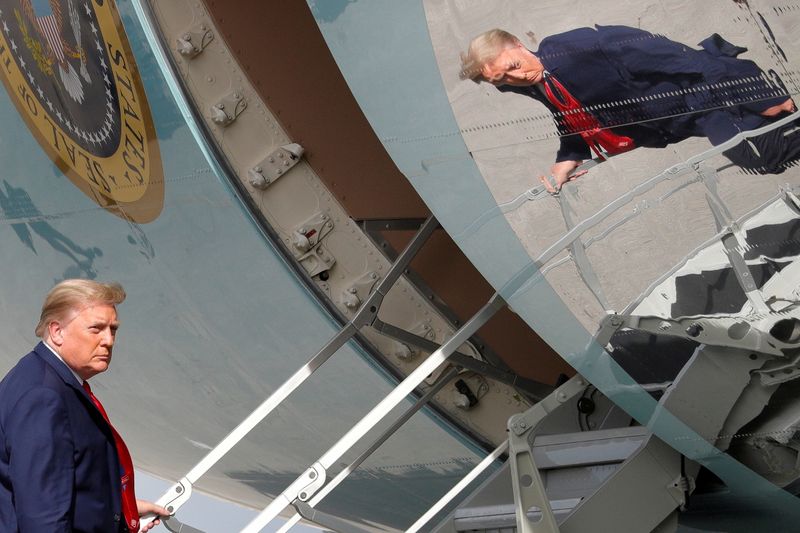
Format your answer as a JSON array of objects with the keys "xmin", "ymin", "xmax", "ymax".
[
  {"xmin": 35, "ymin": 279, "xmax": 126, "ymax": 338},
  {"xmin": 460, "ymin": 29, "xmax": 520, "ymax": 81}
]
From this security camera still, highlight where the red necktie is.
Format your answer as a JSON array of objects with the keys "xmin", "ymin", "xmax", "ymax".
[
  {"xmin": 83, "ymin": 381, "xmax": 140, "ymax": 533},
  {"xmin": 542, "ymin": 74, "xmax": 635, "ymax": 160}
]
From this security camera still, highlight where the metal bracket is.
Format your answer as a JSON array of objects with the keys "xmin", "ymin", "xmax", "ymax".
[
  {"xmin": 175, "ymin": 24, "xmax": 213, "ymax": 58},
  {"xmin": 297, "ymin": 244, "xmax": 335, "ymax": 278},
  {"xmin": 291, "ymin": 213, "xmax": 334, "ymax": 255},
  {"xmin": 754, "ymin": 352, "xmax": 800, "ymax": 386},
  {"xmin": 210, "ymin": 92, "xmax": 246, "ymax": 126},
  {"xmin": 340, "ymin": 271, "xmax": 380, "ymax": 311},
  {"xmin": 248, "ymin": 143, "xmax": 305, "ymax": 189},
  {"xmin": 599, "ymin": 312, "xmax": 800, "ymax": 357},
  {"xmin": 293, "ymin": 501, "xmax": 371, "ymax": 533},
  {"xmin": 163, "ymin": 516, "xmax": 206, "ymax": 533},
  {"xmin": 297, "ymin": 463, "xmax": 326, "ymax": 501},
  {"xmin": 508, "ymin": 376, "xmax": 586, "ymax": 533},
  {"xmin": 668, "ymin": 472, "xmax": 695, "ymax": 504},
  {"xmin": 139, "ymin": 477, "xmax": 193, "ymax": 530},
  {"xmin": 372, "ymin": 317, "xmax": 553, "ymax": 400},
  {"xmin": 410, "ymin": 320, "xmax": 436, "ymax": 343},
  {"xmin": 292, "ymin": 213, "xmax": 336, "ymax": 278}
]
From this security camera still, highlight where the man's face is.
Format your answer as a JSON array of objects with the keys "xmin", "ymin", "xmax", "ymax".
[
  {"xmin": 50, "ymin": 304, "xmax": 119, "ymax": 381},
  {"xmin": 481, "ymin": 43, "xmax": 543, "ymax": 86}
]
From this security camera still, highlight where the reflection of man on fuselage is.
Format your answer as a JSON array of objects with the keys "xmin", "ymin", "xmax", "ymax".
[{"xmin": 461, "ymin": 26, "xmax": 797, "ymax": 192}]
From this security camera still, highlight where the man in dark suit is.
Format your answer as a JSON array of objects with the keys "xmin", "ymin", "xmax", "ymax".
[
  {"xmin": 461, "ymin": 26, "xmax": 798, "ymax": 192},
  {"xmin": 0, "ymin": 279, "xmax": 168, "ymax": 532}
]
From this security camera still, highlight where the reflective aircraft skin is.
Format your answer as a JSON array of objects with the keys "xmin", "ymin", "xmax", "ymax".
[{"xmin": 2, "ymin": 0, "xmax": 800, "ymax": 532}]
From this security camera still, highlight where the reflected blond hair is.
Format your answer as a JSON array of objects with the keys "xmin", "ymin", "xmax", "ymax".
[
  {"xmin": 35, "ymin": 279, "xmax": 126, "ymax": 338},
  {"xmin": 460, "ymin": 29, "xmax": 520, "ymax": 81}
]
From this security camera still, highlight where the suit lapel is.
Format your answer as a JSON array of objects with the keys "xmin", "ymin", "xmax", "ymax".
[{"xmin": 32, "ymin": 342, "xmax": 112, "ymax": 433}]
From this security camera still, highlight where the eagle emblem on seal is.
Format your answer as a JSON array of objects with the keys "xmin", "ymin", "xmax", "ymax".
[{"xmin": 20, "ymin": 0, "xmax": 90, "ymax": 102}]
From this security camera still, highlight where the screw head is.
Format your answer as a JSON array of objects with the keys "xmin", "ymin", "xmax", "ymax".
[{"xmin": 686, "ymin": 323, "xmax": 703, "ymax": 337}]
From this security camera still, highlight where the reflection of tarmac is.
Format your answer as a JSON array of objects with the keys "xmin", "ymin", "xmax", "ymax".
[{"xmin": 0, "ymin": 180, "xmax": 103, "ymax": 280}]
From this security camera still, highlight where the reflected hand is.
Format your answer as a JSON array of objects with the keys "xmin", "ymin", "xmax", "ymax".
[
  {"xmin": 761, "ymin": 98, "xmax": 796, "ymax": 117},
  {"xmin": 538, "ymin": 160, "xmax": 587, "ymax": 193}
]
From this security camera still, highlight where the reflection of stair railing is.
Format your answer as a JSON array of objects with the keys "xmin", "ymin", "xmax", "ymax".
[
  {"xmin": 523, "ymin": 112, "xmax": 800, "ymax": 318},
  {"xmin": 461, "ymin": 112, "xmax": 800, "ymax": 321},
  {"xmin": 533, "ymin": 110, "xmax": 800, "ymax": 270}
]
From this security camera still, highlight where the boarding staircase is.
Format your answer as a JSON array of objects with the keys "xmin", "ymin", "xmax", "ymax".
[{"xmin": 132, "ymin": 3, "xmax": 800, "ymax": 526}]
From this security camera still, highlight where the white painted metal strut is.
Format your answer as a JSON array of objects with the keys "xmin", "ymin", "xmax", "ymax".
[
  {"xmin": 275, "ymin": 366, "xmax": 460, "ymax": 533},
  {"xmin": 138, "ymin": 217, "xmax": 439, "ymax": 528},
  {"xmin": 241, "ymin": 294, "xmax": 506, "ymax": 532},
  {"xmin": 406, "ymin": 441, "xmax": 509, "ymax": 533}
]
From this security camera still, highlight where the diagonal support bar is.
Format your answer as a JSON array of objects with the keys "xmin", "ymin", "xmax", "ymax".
[
  {"xmin": 275, "ymin": 367, "xmax": 460, "ymax": 533},
  {"xmin": 241, "ymin": 294, "xmax": 506, "ymax": 532},
  {"xmin": 373, "ymin": 317, "xmax": 552, "ymax": 400},
  {"xmin": 406, "ymin": 441, "xmax": 509, "ymax": 533},
  {"xmin": 139, "ymin": 217, "xmax": 439, "ymax": 528}
]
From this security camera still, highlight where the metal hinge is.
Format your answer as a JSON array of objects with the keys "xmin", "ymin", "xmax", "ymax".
[
  {"xmin": 210, "ymin": 92, "xmax": 246, "ymax": 126},
  {"xmin": 175, "ymin": 24, "xmax": 214, "ymax": 58},
  {"xmin": 292, "ymin": 213, "xmax": 335, "ymax": 277},
  {"xmin": 248, "ymin": 143, "xmax": 305, "ymax": 189}
]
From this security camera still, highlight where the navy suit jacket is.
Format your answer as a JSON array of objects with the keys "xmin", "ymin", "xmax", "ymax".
[
  {"xmin": 0, "ymin": 342, "xmax": 126, "ymax": 532},
  {"xmin": 499, "ymin": 25, "xmax": 788, "ymax": 162}
]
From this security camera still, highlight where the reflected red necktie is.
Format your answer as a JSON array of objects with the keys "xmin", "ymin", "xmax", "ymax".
[
  {"xmin": 542, "ymin": 73, "xmax": 635, "ymax": 160},
  {"xmin": 83, "ymin": 381, "xmax": 140, "ymax": 533}
]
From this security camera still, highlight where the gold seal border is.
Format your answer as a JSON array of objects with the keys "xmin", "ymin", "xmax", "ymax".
[{"xmin": 0, "ymin": 0, "xmax": 164, "ymax": 223}]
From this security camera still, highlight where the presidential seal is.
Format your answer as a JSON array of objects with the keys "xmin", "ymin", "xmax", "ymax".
[{"xmin": 0, "ymin": 0, "xmax": 163, "ymax": 222}]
